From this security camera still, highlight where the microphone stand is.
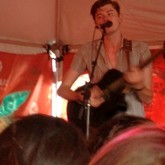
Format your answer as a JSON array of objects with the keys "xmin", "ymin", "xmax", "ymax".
[
  {"xmin": 83, "ymin": 81, "xmax": 91, "ymax": 140},
  {"xmin": 83, "ymin": 28, "xmax": 106, "ymax": 140},
  {"xmin": 90, "ymin": 29, "xmax": 106, "ymax": 80}
]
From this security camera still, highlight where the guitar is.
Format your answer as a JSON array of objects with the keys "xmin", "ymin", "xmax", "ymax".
[{"xmin": 67, "ymin": 48, "xmax": 165, "ymax": 132}]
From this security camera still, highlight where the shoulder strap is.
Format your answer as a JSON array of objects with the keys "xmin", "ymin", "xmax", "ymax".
[{"xmin": 123, "ymin": 38, "xmax": 132, "ymax": 70}]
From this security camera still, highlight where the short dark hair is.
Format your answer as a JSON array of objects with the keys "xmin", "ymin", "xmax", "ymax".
[{"xmin": 90, "ymin": 0, "xmax": 120, "ymax": 19}]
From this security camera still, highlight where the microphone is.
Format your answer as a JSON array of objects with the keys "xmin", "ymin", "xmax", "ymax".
[{"xmin": 95, "ymin": 21, "xmax": 113, "ymax": 29}]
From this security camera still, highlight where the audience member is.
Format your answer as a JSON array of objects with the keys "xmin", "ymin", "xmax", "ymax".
[
  {"xmin": 0, "ymin": 114, "xmax": 90, "ymax": 165},
  {"xmin": 89, "ymin": 125, "xmax": 165, "ymax": 165},
  {"xmin": 88, "ymin": 113, "xmax": 155, "ymax": 154},
  {"xmin": 0, "ymin": 115, "xmax": 12, "ymax": 133}
]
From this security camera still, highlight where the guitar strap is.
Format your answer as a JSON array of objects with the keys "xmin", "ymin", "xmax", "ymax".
[{"xmin": 123, "ymin": 38, "xmax": 132, "ymax": 70}]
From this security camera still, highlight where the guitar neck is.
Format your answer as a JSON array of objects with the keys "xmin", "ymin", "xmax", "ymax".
[{"xmin": 139, "ymin": 48, "xmax": 165, "ymax": 69}]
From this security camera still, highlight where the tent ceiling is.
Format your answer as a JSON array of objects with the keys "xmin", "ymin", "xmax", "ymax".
[
  {"xmin": 0, "ymin": 0, "xmax": 165, "ymax": 48},
  {"xmin": 0, "ymin": 0, "xmax": 56, "ymax": 45}
]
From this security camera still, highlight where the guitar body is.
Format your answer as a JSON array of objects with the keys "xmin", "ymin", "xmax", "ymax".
[{"xmin": 67, "ymin": 69, "xmax": 127, "ymax": 132}]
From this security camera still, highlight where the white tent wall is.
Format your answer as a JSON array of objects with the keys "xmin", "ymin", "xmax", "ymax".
[
  {"xmin": 0, "ymin": 0, "xmax": 56, "ymax": 44},
  {"xmin": 0, "ymin": 0, "xmax": 165, "ymax": 53},
  {"xmin": 60, "ymin": 0, "xmax": 165, "ymax": 48},
  {"xmin": 0, "ymin": 0, "xmax": 56, "ymax": 54},
  {"xmin": 118, "ymin": 0, "xmax": 165, "ymax": 45},
  {"xmin": 59, "ymin": 0, "xmax": 165, "ymax": 48}
]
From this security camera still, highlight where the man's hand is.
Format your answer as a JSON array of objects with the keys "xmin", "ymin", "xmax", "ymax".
[
  {"xmin": 124, "ymin": 66, "xmax": 145, "ymax": 90},
  {"xmin": 90, "ymin": 85, "xmax": 105, "ymax": 108}
]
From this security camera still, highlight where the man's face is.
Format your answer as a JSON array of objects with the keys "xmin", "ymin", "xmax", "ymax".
[{"xmin": 94, "ymin": 4, "xmax": 121, "ymax": 33}]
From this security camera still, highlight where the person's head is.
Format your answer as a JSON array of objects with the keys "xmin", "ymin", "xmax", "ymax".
[
  {"xmin": 90, "ymin": 0, "xmax": 122, "ymax": 32},
  {"xmin": 91, "ymin": 0, "xmax": 120, "ymax": 19},
  {"xmin": 89, "ymin": 125, "xmax": 165, "ymax": 165},
  {"xmin": 0, "ymin": 114, "xmax": 90, "ymax": 165},
  {"xmin": 88, "ymin": 113, "xmax": 155, "ymax": 155}
]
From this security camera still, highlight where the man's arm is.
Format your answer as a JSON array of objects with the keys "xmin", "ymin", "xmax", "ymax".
[
  {"xmin": 57, "ymin": 68, "xmax": 84, "ymax": 102},
  {"xmin": 124, "ymin": 66, "xmax": 153, "ymax": 105},
  {"xmin": 57, "ymin": 67, "xmax": 106, "ymax": 107},
  {"xmin": 134, "ymin": 65, "xmax": 153, "ymax": 104}
]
